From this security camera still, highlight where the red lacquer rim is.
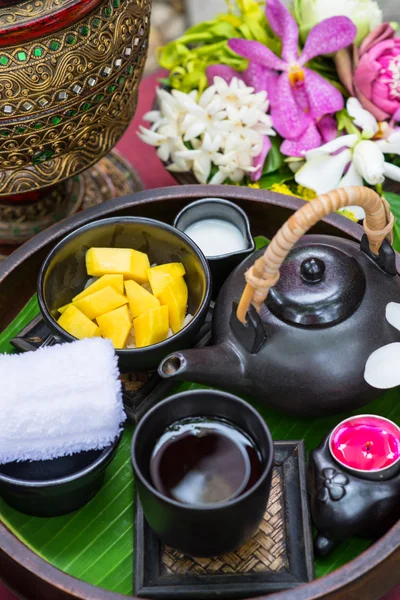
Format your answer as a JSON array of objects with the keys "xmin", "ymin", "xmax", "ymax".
[{"xmin": 0, "ymin": 0, "xmax": 103, "ymax": 48}]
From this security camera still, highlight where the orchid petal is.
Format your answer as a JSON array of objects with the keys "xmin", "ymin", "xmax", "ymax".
[
  {"xmin": 376, "ymin": 134, "xmax": 400, "ymax": 156},
  {"xmin": 339, "ymin": 161, "xmax": 363, "ymax": 188},
  {"xmin": 304, "ymin": 69, "xmax": 344, "ymax": 118},
  {"xmin": 347, "ymin": 98, "xmax": 378, "ymax": 138},
  {"xmin": 251, "ymin": 137, "xmax": 272, "ymax": 182},
  {"xmin": 383, "ymin": 162, "xmax": 400, "ymax": 183},
  {"xmin": 242, "ymin": 63, "xmax": 269, "ymax": 94},
  {"xmin": 228, "ymin": 39, "xmax": 286, "ymax": 71},
  {"xmin": 206, "ymin": 65, "xmax": 239, "ymax": 86},
  {"xmin": 280, "ymin": 121, "xmax": 322, "ymax": 157},
  {"xmin": 299, "ymin": 17, "xmax": 357, "ymax": 66},
  {"xmin": 353, "ymin": 140, "xmax": 385, "ymax": 185},
  {"xmin": 265, "ymin": 0, "xmax": 299, "ymax": 63},
  {"xmin": 305, "ymin": 134, "xmax": 358, "ymax": 159},
  {"xmin": 364, "ymin": 343, "xmax": 400, "ymax": 389},
  {"xmin": 270, "ymin": 73, "xmax": 310, "ymax": 139},
  {"xmin": 295, "ymin": 149, "xmax": 352, "ymax": 195},
  {"xmin": 386, "ymin": 303, "xmax": 400, "ymax": 333},
  {"xmin": 265, "ymin": 71, "xmax": 280, "ymax": 109},
  {"xmin": 317, "ymin": 115, "xmax": 338, "ymax": 144}
]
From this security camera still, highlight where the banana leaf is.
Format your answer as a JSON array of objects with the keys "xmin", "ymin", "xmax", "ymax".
[{"xmin": 1, "ymin": 238, "xmax": 399, "ymax": 595}]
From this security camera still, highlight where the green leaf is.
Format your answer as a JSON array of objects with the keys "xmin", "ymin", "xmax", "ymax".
[
  {"xmin": 383, "ymin": 191, "xmax": 400, "ymax": 253},
  {"xmin": 336, "ymin": 108, "xmax": 359, "ymax": 136},
  {"xmin": 258, "ymin": 165, "xmax": 294, "ymax": 189},
  {"xmin": 254, "ymin": 235, "xmax": 270, "ymax": 250},
  {"xmin": 262, "ymin": 136, "xmax": 284, "ymax": 175}
]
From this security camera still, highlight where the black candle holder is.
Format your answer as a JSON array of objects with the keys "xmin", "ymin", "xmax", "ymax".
[{"xmin": 307, "ymin": 435, "xmax": 400, "ymax": 557}]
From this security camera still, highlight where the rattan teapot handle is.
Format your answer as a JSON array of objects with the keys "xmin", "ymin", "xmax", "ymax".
[{"xmin": 237, "ymin": 186, "xmax": 395, "ymax": 323}]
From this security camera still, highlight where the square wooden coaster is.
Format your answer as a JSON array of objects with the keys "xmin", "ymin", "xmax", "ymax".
[{"xmin": 134, "ymin": 441, "xmax": 314, "ymax": 599}]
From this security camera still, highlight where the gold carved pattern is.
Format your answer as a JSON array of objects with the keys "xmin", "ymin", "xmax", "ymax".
[
  {"xmin": 0, "ymin": 0, "xmax": 150, "ymax": 196},
  {"xmin": 0, "ymin": 0, "xmax": 66, "ymax": 27}
]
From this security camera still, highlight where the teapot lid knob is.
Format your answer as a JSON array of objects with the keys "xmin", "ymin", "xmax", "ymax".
[{"xmin": 301, "ymin": 257, "xmax": 325, "ymax": 283}]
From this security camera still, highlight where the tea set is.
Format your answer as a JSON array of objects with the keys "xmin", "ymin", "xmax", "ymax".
[{"xmin": 1, "ymin": 186, "xmax": 400, "ymax": 588}]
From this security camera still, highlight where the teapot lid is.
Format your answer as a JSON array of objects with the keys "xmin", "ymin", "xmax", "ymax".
[{"xmin": 266, "ymin": 243, "xmax": 366, "ymax": 326}]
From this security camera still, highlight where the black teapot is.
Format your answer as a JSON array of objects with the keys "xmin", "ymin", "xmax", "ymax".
[{"xmin": 159, "ymin": 187, "xmax": 400, "ymax": 417}]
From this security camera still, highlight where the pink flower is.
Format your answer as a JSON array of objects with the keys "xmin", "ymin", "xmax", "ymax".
[
  {"xmin": 337, "ymin": 24, "xmax": 400, "ymax": 122},
  {"xmin": 223, "ymin": 0, "xmax": 356, "ymax": 157}
]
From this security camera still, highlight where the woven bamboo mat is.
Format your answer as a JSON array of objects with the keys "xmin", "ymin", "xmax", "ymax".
[{"xmin": 161, "ymin": 467, "xmax": 288, "ymax": 576}]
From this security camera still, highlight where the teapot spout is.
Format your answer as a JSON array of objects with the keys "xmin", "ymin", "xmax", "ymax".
[{"xmin": 158, "ymin": 343, "xmax": 244, "ymax": 389}]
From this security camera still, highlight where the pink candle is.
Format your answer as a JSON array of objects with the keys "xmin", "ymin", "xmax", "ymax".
[{"xmin": 329, "ymin": 415, "xmax": 400, "ymax": 480}]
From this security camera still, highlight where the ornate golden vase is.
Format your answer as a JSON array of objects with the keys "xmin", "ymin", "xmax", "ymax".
[{"xmin": 0, "ymin": 0, "xmax": 151, "ymax": 244}]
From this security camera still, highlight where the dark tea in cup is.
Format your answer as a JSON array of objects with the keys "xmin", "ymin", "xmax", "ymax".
[
  {"xmin": 149, "ymin": 417, "xmax": 263, "ymax": 505},
  {"xmin": 131, "ymin": 390, "xmax": 274, "ymax": 556}
]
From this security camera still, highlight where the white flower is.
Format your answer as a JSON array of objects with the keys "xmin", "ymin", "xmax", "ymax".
[
  {"xmin": 137, "ymin": 77, "xmax": 276, "ymax": 185},
  {"xmin": 295, "ymin": 98, "xmax": 400, "ymax": 220},
  {"xmin": 295, "ymin": 0, "xmax": 382, "ymax": 46},
  {"xmin": 365, "ymin": 303, "xmax": 400, "ymax": 389}
]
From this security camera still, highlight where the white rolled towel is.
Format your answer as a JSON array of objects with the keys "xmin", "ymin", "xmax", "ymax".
[{"xmin": 0, "ymin": 337, "xmax": 126, "ymax": 464}]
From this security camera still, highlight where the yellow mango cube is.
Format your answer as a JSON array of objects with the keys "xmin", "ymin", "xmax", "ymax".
[
  {"xmin": 133, "ymin": 305, "xmax": 169, "ymax": 348},
  {"xmin": 73, "ymin": 274, "xmax": 124, "ymax": 302},
  {"xmin": 86, "ymin": 247, "xmax": 150, "ymax": 283},
  {"xmin": 58, "ymin": 305, "xmax": 100, "ymax": 340},
  {"xmin": 158, "ymin": 276, "xmax": 188, "ymax": 334},
  {"xmin": 97, "ymin": 305, "xmax": 132, "ymax": 349},
  {"xmin": 148, "ymin": 262, "xmax": 186, "ymax": 297},
  {"xmin": 73, "ymin": 285, "xmax": 128, "ymax": 321},
  {"xmin": 58, "ymin": 303, "xmax": 70, "ymax": 314},
  {"xmin": 125, "ymin": 279, "xmax": 160, "ymax": 318}
]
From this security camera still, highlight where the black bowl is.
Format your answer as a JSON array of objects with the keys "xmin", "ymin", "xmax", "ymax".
[
  {"xmin": 37, "ymin": 217, "xmax": 212, "ymax": 372},
  {"xmin": 0, "ymin": 434, "xmax": 121, "ymax": 517},
  {"xmin": 131, "ymin": 390, "xmax": 274, "ymax": 557},
  {"xmin": 173, "ymin": 198, "xmax": 255, "ymax": 298}
]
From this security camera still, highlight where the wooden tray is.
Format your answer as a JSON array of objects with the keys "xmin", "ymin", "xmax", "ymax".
[
  {"xmin": 0, "ymin": 185, "xmax": 399, "ymax": 600},
  {"xmin": 135, "ymin": 442, "xmax": 313, "ymax": 599}
]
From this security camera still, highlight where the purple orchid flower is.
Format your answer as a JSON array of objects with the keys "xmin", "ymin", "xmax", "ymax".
[{"xmin": 210, "ymin": 0, "xmax": 357, "ymax": 160}]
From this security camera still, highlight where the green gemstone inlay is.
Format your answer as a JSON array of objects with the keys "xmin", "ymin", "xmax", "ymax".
[
  {"xmin": 17, "ymin": 51, "xmax": 27, "ymax": 62},
  {"xmin": 127, "ymin": 65, "xmax": 134, "ymax": 74},
  {"xmin": 118, "ymin": 76, "xmax": 125, "ymax": 85},
  {"xmin": 49, "ymin": 40, "xmax": 60, "ymax": 51},
  {"xmin": 82, "ymin": 102, "xmax": 91, "ymax": 111},
  {"xmin": 65, "ymin": 109, "xmax": 77, "ymax": 117},
  {"xmin": 33, "ymin": 47, "xmax": 43, "ymax": 58},
  {"xmin": 51, "ymin": 115, "xmax": 62, "ymax": 125},
  {"xmin": 79, "ymin": 26, "xmax": 89, "ymax": 37},
  {"xmin": 92, "ymin": 17, "xmax": 101, "ymax": 29},
  {"xmin": 34, "ymin": 122, "xmax": 44, "ymax": 130},
  {"xmin": 16, "ymin": 127, "xmax": 26, "ymax": 134},
  {"xmin": 104, "ymin": 7, "xmax": 112, "ymax": 17},
  {"xmin": 113, "ymin": 0, "xmax": 120, "ymax": 6},
  {"xmin": 0, "ymin": 56, "xmax": 9, "ymax": 66},
  {"xmin": 95, "ymin": 94, "xmax": 104, "ymax": 102},
  {"xmin": 0, "ymin": 129, "xmax": 10, "ymax": 137},
  {"xmin": 107, "ymin": 85, "xmax": 116, "ymax": 93},
  {"xmin": 66, "ymin": 34, "xmax": 77, "ymax": 45},
  {"xmin": 33, "ymin": 148, "xmax": 53, "ymax": 164}
]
